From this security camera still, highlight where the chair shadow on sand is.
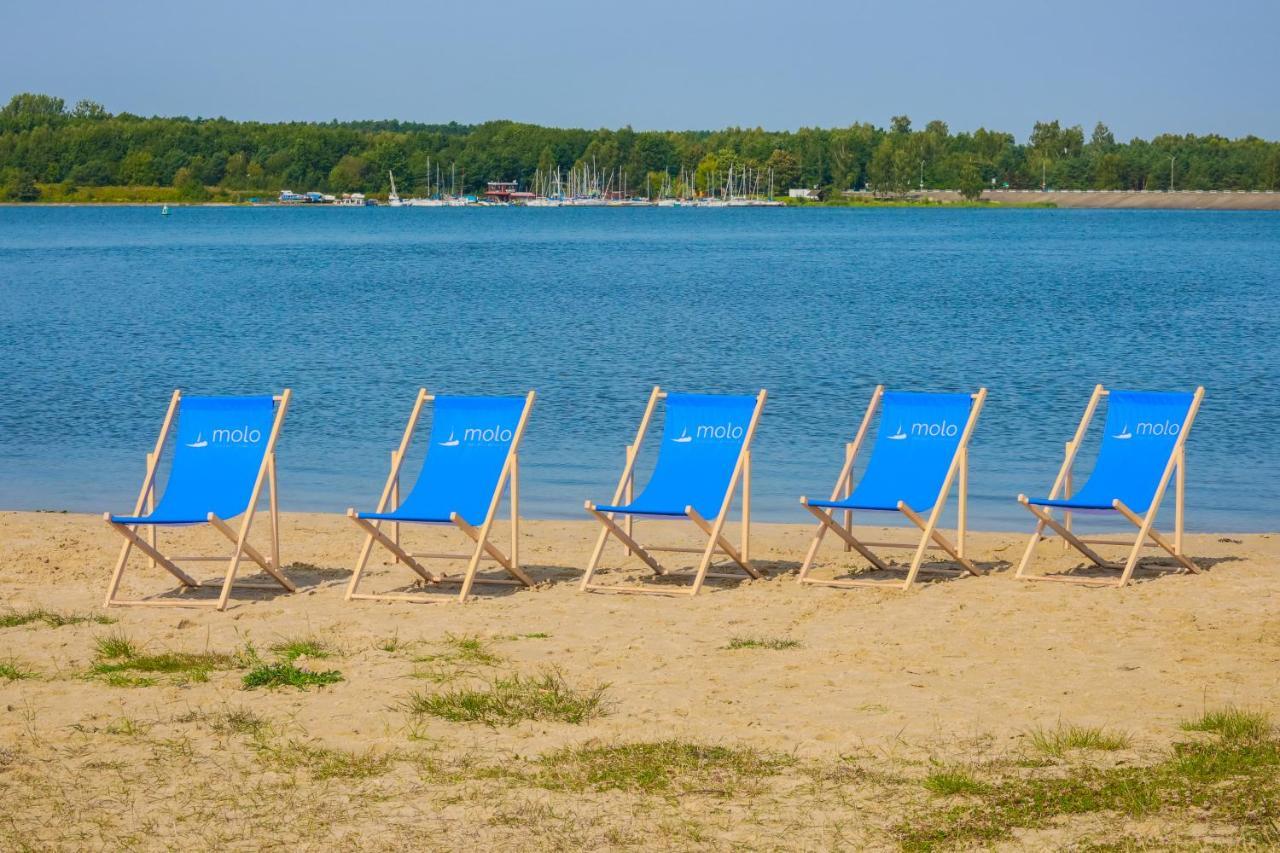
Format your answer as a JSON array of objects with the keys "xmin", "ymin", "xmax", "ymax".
[{"xmin": 1018, "ymin": 553, "xmax": 1240, "ymax": 585}]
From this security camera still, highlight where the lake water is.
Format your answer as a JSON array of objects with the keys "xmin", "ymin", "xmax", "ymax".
[{"xmin": 1, "ymin": 206, "xmax": 1277, "ymax": 532}]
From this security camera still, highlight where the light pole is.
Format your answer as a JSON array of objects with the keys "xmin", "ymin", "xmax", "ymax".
[{"xmin": 1169, "ymin": 156, "xmax": 1176, "ymax": 192}]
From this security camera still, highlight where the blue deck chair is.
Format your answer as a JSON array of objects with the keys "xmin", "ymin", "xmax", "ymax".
[
  {"xmin": 345, "ymin": 390, "xmax": 536, "ymax": 603},
  {"xmin": 1015, "ymin": 385, "xmax": 1204, "ymax": 587},
  {"xmin": 797, "ymin": 387, "xmax": 988, "ymax": 590},
  {"xmin": 581, "ymin": 387, "xmax": 767, "ymax": 596},
  {"xmin": 103, "ymin": 390, "xmax": 293, "ymax": 611}
]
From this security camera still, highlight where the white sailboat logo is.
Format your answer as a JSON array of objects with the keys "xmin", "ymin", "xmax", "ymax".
[
  {"xmin": 888, "ymin": 423, "xmax": 908, "ymax": 440},
  {"xmin": 186, "ymin": 432, "xmax": 208, "ymax": 448},
  {"xmin": 672, "ymin": 427, "xmax": 693, "ymax": 444},
  {"xmin": 1113, "ymin": 424, "xmax": 1133, "ymax": 440},
  {"xmin": 440, "ymin": 430, "xmax": 460, "ymax": 447}
]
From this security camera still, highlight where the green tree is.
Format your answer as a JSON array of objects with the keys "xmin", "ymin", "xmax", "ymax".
[
  {"xmin": 172, "ymin": 166, "xmax": 209, "ymax": 201},
  {"xmin": 1, "ymin": 170, "xmax": 41, "ymax": 201},
  {"xmin": 765, "ymin": 149, "xmax": 801, "ymax": 190},
  {"xmin": 957, "ymin": 163, "xmax": 985, "ymax": 200},
  {"xmin": 119, "ymin": 150, "xmax": 156, "ymax": 185},
  {"xmin": 328, "ymin": 154, "xmax": 367, "ymax": 192}
]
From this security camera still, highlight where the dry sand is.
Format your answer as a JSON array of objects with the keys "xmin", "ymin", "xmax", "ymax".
[{"xmin": 1, "ymin": 511, "xmax": 1276, "ymax": 850}]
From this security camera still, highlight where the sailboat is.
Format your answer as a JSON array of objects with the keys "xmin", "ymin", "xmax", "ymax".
[
  {"xmin": 161, "ymin": 205, "xmax": 170, "ymax": 216},
  {"xmin": 387, "ymin": 171, "xmax": 402, "ymax": 207}
]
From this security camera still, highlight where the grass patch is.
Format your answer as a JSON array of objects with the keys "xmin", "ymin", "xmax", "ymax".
[
  {"xmin": 208, "ymin": 708, "xmax": 272, "ymax": 738},
  {"xmin": 897, "ymin": 708, "xmax": 1280, "ymax": 850},
  {"xmin": 1028, "ymin": 724, "xmax": 1131, "ymax": 757},
  {"xmin": 270, "ymin": 636, "xmax": 332, "ymax": 661},
  {"xmin": 536, "ymin": 740, "xmax": 794, "ymax": 796},
  {"xmin": 724, "ymin": 636, "xmax": 802, "ymax": 650},
  {"xmin": 405, "ymin": 668, "xmax": 608, "ymax": 726},
  {"xmin": 88, "ymin": 632, "xmax": 241, "ymax": 686},
  {"xmin": 416, "ymin": 633, "xmax": 504, "ymax": 666},
  {"xmin": 242, "ymin": 661, "xmax": 343, "ymax": 690},
  {"xmin": 0, "ymin": 660, "xmax": 35, "ymax": 681},
  {"xmin": 256, "ymin": 739, "xmax": 392, "ymax": 780},
  {"xmin": 0, "ymin": 609, "xmax": 114, "ymax": 629},
  {"xmin": 1181, "ymin": 706, "xmax": 1271, "ymax": 742},
  {"xmin": 922, "ymin": 766, "xmax": 989, "ymax": 796},
  {"xmin": 94, "ymin": 630, "xmax": 137, "ymax": 660}
]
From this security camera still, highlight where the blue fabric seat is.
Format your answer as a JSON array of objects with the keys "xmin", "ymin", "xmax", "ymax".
[
  {"xmin": 594, "ymin": 393, "xmax": 761, "ymax": 519},
  {"xmin": 1026, "ymin": 391, "xmax": 1196, "ymax": 512},
  {"xmin": 355, "ymin": 396, "xmax": 526, "ymax": 527},
  {"xmin": 110, "ymin": 396, "xmax": 276, "ymax": 525},
  {"xmin": 807, "ymin": 391, "xmax": 975, "ymax": 513}
]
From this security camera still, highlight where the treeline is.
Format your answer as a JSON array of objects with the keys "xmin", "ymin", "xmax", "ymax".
[{"xmin": 2, "ymin": 92, "xmax": 1280, "ymax": 202}]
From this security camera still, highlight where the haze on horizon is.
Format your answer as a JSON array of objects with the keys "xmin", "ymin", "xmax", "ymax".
[{"xmin": 5, "ymin": 0, "xmax": 1278, "ymax": 141}]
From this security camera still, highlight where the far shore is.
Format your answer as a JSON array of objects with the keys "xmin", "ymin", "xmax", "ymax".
[{"xmin": 5, "ymin": 189, "xmax": 1280, "ymax": 211}]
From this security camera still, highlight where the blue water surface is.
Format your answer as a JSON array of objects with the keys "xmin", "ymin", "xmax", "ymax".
[{"xmin": 0, "ymin": 205, "xmax": 1276, "ymax": 531}]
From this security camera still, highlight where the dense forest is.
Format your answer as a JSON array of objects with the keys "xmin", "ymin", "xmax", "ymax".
[{"xmin": 2, "ymin": 92, "xmax": 1279, "ymax": 202}]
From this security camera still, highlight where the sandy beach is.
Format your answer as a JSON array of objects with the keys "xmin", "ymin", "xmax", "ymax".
[{"xmin": 1, "ymin": 510, "xmax": 1276, "ymax": 849}]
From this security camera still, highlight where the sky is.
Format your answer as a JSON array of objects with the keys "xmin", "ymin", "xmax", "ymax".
[{"xmin": 4, "ymin": 0, "xmax": 1279, "ymax": 140}]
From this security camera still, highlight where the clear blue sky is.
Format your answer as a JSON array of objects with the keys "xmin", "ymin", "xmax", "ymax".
[{"xmin": 5, "ymin": 0, "xmax": 1278, "ymax": 140}]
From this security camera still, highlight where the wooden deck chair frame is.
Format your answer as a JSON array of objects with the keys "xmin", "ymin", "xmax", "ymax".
[
  {"xmin": 1014, "ymin": 384, "xmax": 1204, "ymax": 587},
  {"xmin": 345, "ymin": 389, "xmax": 536, "ymax": 603},
  {"xmin": 797, "ymin": 386, "xmax": 988, "ymax": 591},
  {"xmin": 580, "ymin": 387, "xmax": 767, "ymax": 597},
  {"xmin": 103, "ymin": 389, "xmax": 294, "ymax": 611}
]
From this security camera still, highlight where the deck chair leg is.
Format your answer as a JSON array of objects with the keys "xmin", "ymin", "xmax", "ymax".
[
  {"xmin": 1114, "ymin": 500, "xmax": 1199, "ymax": 576},
  {"xmin": 452, "ymin": 514, "xmax": 534, "ymax": 597},
  {"xmin": 580, "ymin": 519, "xmax": 613, "ymax": 590},
  {"xmin": 796, "ymin": 508, "xmax": 830, "ymax": 582},
  {"xmin": 1013, "ymin": 514, "xmax": 1048, "ymax": 580},
  {"xmin": 687, "ymin": 507, "xmax": 761, "ymax": 579},
  {"xmin": 347, "ymin": 511, "xmax": 436, "ymax": 584},
  {"xmin": 1018, "ymin": 498, "xmax": 1117, "ymax": 569},
  {"xmin": 585, "ymin": 505, "xmax": 665, "ymax": 576},
  {"xmin": 105, "ymin": 518, "xmax": 200, "ymax": 592},
  {"xmin": 208, "ymin": 514, "xmax": 295, "ymax": 592},
  {"xmin": 899, "ymin": 503, "xmax": 983, "ymax": 577},
  {"xmin": 802, "ymin": 503, "xmax": 893, "ymax": 572},
  {"xmin": 104, "ymin": 531, "xmax": 136, "ymax": 607},
  {"xmin": 268, "ymin": 453, "xmax": 281, "ymax": 575},
  {"xmin": 899, "ymin": 502, "xmax": 938, "ymax": 590}
]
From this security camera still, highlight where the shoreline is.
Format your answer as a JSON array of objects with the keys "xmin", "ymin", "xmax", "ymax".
[{"xmin": 6, "ymin": 189, "xmax": 1280, "ymax": 211}]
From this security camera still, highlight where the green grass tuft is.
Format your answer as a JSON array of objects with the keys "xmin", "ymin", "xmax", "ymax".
[
  {"xmin": 405, "ymin": 668, "xmax": 608, "ymax": 726},
  {"xmin": 0, "ymin": 609, "xmax": 115, "ymax": 629},
  {"xmin": 724, "ymin": 636, "xmax": 802, "ymax": 650},
  {"xmin": 209, "ymin": 708, "xmax": 272, "ymax": 737},
  {"xmin": 922, "ymin": 767, "xmax": 989, "ymax": 796},
  {"xmin": 1029, "ymin": 724, "xmax": 1131, "ymax": 757},
  {"xmin": 0, "ymin": 660, "xmax": 35, "ymax": 681},
  {"xmin": 242, "ymin": 661, "xmax": 343, "ymax": 690},
  {"xmin": 94, "ymin": 630, "xmax": 137, "ymax": 660},
  {"xmin": 536, "ymin": 740, "xmax": 794, "ymax": 796},
  {"xmin": 88, "ymin": 632, "xmax": 238, "ymax": 686},
  {"xmin": 270, "ymin": 636, "xmax": 332, "ymax": 661},
  {"xmin": 1181, "ymin": 706, "xmax": 1271, "ymax": 742}
]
